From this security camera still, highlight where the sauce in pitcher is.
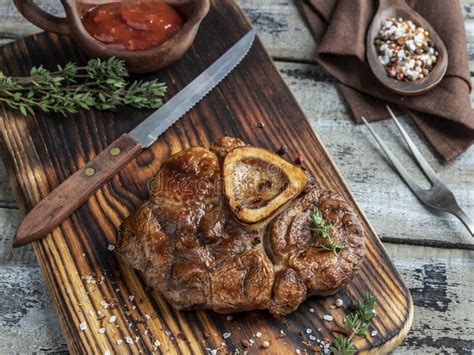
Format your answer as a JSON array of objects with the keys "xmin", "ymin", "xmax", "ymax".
[{"xmin": 82, "ymin": 2, "xmax": 184, "ymax": 51}]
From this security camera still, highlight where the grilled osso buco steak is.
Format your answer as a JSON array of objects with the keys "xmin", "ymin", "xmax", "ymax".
[{"xmin": 116, "ymin": 137, "xmax": 365, "ymax": 315}]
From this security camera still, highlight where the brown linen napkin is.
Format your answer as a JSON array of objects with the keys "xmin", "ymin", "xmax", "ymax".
[{"xmin": 296, "ymin": 0, "xmax": 474, "ymax": 161}]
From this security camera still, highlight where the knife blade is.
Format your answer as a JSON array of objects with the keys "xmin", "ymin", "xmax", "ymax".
[{"xmin": 13, "ymin": 28, "xmax": 257, "ymax": 248}]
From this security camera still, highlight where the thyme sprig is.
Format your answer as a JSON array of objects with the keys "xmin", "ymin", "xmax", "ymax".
[
  {"xmin": 331, "ymin": 335, "xmax": 357, "ymax": 355},
  {"xmin": 0, "ymin": 57, "xmax": 167, "ymax": 116},
  {"xmin": 310, "ymin": 208, "xmax": 344, "ymax": 255},
  {"xmin": 330, "ymin": 292, "xmax": 377, "ymax": 355}
]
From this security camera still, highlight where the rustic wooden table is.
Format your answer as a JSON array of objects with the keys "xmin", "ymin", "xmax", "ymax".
[{"xmin": 0, "ymin": 1, "xmax": 472, "ymax": 354}]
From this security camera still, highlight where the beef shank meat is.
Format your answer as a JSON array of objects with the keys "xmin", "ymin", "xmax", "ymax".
[{"xmin": 116, "ymin": 137, "xmax": 365, "ymax": 315}]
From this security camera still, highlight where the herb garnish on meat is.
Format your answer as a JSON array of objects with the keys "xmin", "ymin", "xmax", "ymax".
[{"xmin": 310, "ymin": 208, "xmax": 344, "ymax": 255}]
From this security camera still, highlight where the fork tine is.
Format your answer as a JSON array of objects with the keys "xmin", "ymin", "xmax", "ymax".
[
  {"xmin": 386, "ymin": 106, "xmax": 441, "ymax": 185},
  {"xmin": 361, "ymin": 116, "xmax": 423, "ymax": 195}
]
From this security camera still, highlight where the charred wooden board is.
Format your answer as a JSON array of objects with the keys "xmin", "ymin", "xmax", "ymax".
[{"xmin": 0, "ymin": 0, "xmax": 413, "ymax": 353}]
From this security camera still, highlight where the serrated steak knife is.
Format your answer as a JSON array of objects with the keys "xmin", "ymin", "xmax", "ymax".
[{"xmin": 13, "ymin": 28, "xmax": 256, "ymax": 248}]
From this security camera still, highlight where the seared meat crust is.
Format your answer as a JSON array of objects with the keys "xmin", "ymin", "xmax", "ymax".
[
  {"xmin": 270, "ymin": 189, "xmax": 366, "ymax": 296},
  {"xmin": 116, "ymin": 137, "xmax": 365, "ymax": 315}
]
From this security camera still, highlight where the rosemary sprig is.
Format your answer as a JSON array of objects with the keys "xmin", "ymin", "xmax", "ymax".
[
  {"xmin": 0, "ymin": 57, "xmax": 167, "ymax": 116},
  {"xmin": 310, "ymin": 208, "xmax": 344, "ymax": 255},
  {"xmin": 330, "ymin": 292, "xmax": 377, "ymax": 355}
]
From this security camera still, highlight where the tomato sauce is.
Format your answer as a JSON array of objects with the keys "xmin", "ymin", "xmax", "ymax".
[{"xmin": 82, "ymin": 2, "xmax": 184, "ymax": 51}]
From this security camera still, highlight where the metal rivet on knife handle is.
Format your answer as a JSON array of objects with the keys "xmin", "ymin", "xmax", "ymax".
[
  {"xmin": 85, "ymin": 167, "xmax": 96, "ymax": 176},
  {"xmin": 110, "ymin": 147, "xmax": 121, "ymax": 156}
]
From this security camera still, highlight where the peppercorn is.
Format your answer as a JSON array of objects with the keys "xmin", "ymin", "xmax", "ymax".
[{"xmin": 295, "ymin": 155, "xmax": 304, "ymax": 165}]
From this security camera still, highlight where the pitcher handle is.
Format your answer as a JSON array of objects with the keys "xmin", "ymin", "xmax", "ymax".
[{"xmin": 13, "ymin": 0, "xmax": 70, "ymax": 35}]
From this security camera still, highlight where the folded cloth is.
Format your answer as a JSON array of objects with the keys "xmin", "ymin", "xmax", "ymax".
[{"xmin": 297, "ymin": 0, "xmax": 474, "ymax": 161}]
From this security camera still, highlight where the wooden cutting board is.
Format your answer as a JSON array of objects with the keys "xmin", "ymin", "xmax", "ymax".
[{"xmin": 0, "ymin": 1, "xmax": 413, "ymax": 353}]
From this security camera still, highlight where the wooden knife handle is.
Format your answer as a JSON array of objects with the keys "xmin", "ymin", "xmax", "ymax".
[{"xmin": 13, "ymin": 134, "xmax": 143, "ymax": 247}]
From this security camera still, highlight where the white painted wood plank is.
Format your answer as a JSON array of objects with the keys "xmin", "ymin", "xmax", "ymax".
[
  {"xmin": 0, "ymin": 207, "xmax": 19, "ymax": 264},
  {"xmin": 388, "ymin": 244, "xmax": 474, "ymax": 354},
  {"xmin": 0, "ymin": 162, "xmax": 17, "ymax": 209},
  {"xmin": 0, "ymin": 264, "xmax": 67, "ymax": 353},
  {"xmin": 0, "ymin": 207, "xmax": 36, "ymax": 266}
]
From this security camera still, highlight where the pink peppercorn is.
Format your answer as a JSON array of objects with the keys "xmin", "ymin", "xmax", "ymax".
[
  {"xmin": 396, "ymin": 73, "xmax": 404, "ymax": 81},
  {"xmin": 295, "ymin": 155, "xmax": 304, "ymax": 165}
]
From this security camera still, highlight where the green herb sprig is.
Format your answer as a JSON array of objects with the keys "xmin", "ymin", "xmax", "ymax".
[
  {"xmin": 331, "ymin": 335, "xmax": 357, "ymax": 355},
  {"xmin": 310, "ymin": 208, "xmax": 344, "ymax": 255},
  {"xmin": 0, "ymin": 57, "xmax": 167, "ymax": 116},
  {"xmin": 330, "ymin": 292, "xmax": 377, "ymax": 355}
]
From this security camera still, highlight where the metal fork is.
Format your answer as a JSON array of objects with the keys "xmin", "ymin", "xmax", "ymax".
[{"xmin": 361, "ymin": 106, "xmax": 474, "ymax": 236}]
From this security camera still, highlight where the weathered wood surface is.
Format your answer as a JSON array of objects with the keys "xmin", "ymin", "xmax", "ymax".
[
  {"xmin": 0, "ymin": 0, "xmax": 472, "ymax": 353},
  {"xmin": 0, "ymin": 0, "xmax": 414, "ymax": 354}
]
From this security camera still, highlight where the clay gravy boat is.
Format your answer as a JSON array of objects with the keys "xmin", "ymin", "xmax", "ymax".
[
  {"xmin": 14, "ymin": 0, "xmax": 210, "ymax": 73},
  {"xmin": 366, "ymin": 0, "xmax": 448, "ymax": 96}
]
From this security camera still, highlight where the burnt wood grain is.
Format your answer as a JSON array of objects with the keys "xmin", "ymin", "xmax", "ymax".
[{"xmin": 0, "ymin": 0, "xmax": 413, "ymax": 353}]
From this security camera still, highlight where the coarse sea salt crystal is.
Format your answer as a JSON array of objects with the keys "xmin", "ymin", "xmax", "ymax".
[
  {"xmin": 306, "ymin": 329, "xmax": 312, "ymax": 334},
  {"xmin": 371, "ymin": 330, "xmax": 378, "ymax": 337},
  {"xmin": 125, "ymin": 336, "xmax": 133, "ymax": 344},
  {"xmin": 323, "ymin": 314, "xmax": 333, "ymax": 321},
  {"xmin": 420, "ymin": 54, "xmax": 430, "ymax": 62},
  {"xmin": 107, "ymin": 244, "xmax": 115, "ymax": 251},
  {"xmin": 80, "ymin": 322, "xmax": 87, "ymax": 331},
  {"xmin": 223, "ymin": 332, "xmax": 231, "ymax": 339},
  {"xmin": 309, "ymin": 308, "xmax": 315, "ymax": 313},
  {"xmin": 98, "ymin": 327, "xmax": 106, "ymax": 334},
  {"xmin": 394, "ymin": 28, "xmax": 404, "ymax": 39},
  {"xmin": 406, "ymin": 40, "xmax": 416, "ymax": 52},
  {"xmin": 255, "ymin": 331, "xmax": 262, "ymax": 338},
  {"xmin": 108, "ymin": 315, "xmax": 117, "ymax": 323},
  {"xmin": 104, "ymin": 350, "xmax": 110, "ymax": 355},
  {"xmin": 309, "ymin": 335, "xmax": 317, "ymax": 341}
]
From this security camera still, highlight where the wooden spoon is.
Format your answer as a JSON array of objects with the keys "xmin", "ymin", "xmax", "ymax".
[{"xmin": 366, "ymin": 0, "xmax": 448, "ymax": 96}]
